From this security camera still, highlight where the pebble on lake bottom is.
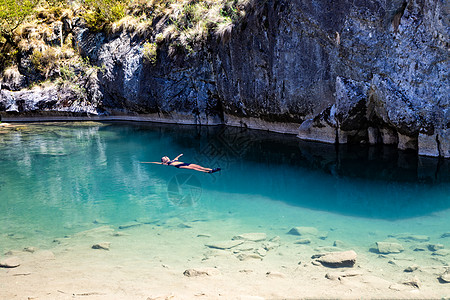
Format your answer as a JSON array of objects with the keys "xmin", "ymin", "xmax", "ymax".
[
  {"xmin": 92, "ymin": 242, "xmax": 111, "ymax": 250},
  {"xmin": 183, "ymin": 268, "xmax": 220, "ymax": 277},
  {"xmin": 232, "ymin": 233, "xmax": 267, "ymax": 242}
]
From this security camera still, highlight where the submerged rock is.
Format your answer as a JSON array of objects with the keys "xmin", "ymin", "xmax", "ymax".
[
  {"xmin": 288, "ymin": 226, "xmax": 327, "ymax": 239},
  {"xmin": 315, "ymin": 246, "xmax": 343, "ymax": 253},
  {"xmin": 294, "ymin": 238, "xmax": 311, "ymax": 245},
  {"xmin": 312, "ymin": 250, "xmax": 357, "ymax": 268},
  {"xmin": 0, "ymin": 256, "xmax": 21, "ymax": 268},
  {"xmin": 232, "ymin": 233, "xmax": 267, "ymax": 242},
  {"xmin": 441, "ymin": 232, "xmax": 450, "ymax": 239},
  {"xmin": 178, "ymin": 223, "xmax": 192, "ymax": 229},
  {"xmin": 266, "ymin": 271, "xmax": 286, "ymax": 278},
  {"xmin": 197, "ymin": 234, "xmax": 211, "ymax": 238},
  {"xmin": 261, "ymin": 241, "xmax": 279, "ymax": 251},
  {"xmin": 389, "ymin": 234, "xmax": 430, "ymax": 242},
  {"xmin": 333, "ymin": 240, "xmax": 347, "ymax": 248},
  {"xmin": 255, "ymin": 248, "xmax": 267, "ymax": 257},
  {"xmin": 23, "ymin": 247, "xmax": 37, "ymax": 253},
  {"xmin": 205, "ymin": 240, "xmax": 243, "ymax": 250},
  {"xmin": 432, "ymin": 249, "xmax": 450, "ymax": 256},
  {"xmin": 440, "ymin": 269, "xmax": 450, "ymax": 283},
  {"xmin": 404, "ymin": 264, "xmax": 419, "ymax": 272},
  {"xmin": 183, "ymin": 268, "xmax": 220, "ymax": 277},
  {"xmin": 402, "ymin": 277, "xmax": 421, "ymax": 288},
  {"xmin": 234, "ymin": 242, "xmax": 259, "ymax": 252},
  {"xmin": 288, "ymin": 227, "xmax": 318, "ymax": 236},
  {"xmin": 325, "ymin": 270, "xmax": 363, "ymax": 281},
  {"xmin": 118, "ymin": 222, "xmax": 142, "ymax": 230},
  {"xmin": 236, "ymin": 253, "xmax": 263, "ymax": 261},
  {"xmin": 428, "ymin": 244, "xmax": 444, "ymax": 251},
  {"xmin": 269, "ymin": 236, "xmax": 281, "ymax": 243},
  {"xmin": 376, "ymin": 242, "xmax": 404, "ymax": 254},
  {"xmin": 413, "ymin": 244, "xmax": 428, "ymax": 252},
  {"xmin": 92, "ymin": 242, "xmax": 110, "ymax": 250}
]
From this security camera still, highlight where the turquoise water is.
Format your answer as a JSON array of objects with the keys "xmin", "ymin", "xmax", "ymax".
[{"xmin": 1, "ymin": 122, "xmax": 449, "ymax": 257}]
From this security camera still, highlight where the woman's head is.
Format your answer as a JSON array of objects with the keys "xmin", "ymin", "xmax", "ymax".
[{"xmin": 161, "ymin": 156, "xmax": 170, "ymax": 164}]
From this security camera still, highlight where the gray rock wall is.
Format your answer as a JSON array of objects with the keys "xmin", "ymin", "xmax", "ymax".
[{"xmin": 1, "ymin": 0, "xmax": 448, "ymax": 157}]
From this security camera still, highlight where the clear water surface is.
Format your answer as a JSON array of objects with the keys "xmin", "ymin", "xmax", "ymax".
[{"xmin": 0, "ymin": 122, "xmax": 449, "ymax": 259}]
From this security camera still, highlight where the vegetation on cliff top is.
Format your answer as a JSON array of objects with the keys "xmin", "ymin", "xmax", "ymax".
[{"xmin": 0, "ymin": 0, "xmax": 253, "ymax": 77}]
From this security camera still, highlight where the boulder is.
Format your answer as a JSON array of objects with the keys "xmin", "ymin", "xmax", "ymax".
[
  {"xmin": 205, "ymin": 240, "xmax": 243, "ymax": 250},
  {"xmin": 312, "ymin": 250, "xmax": 357, "ymax": 268},
  {"xmin": 441, "ymin": 232, "xmax": 450, "ymax": 238},
  {"xmin": 376, "ymin": 242, "xmax": 404, "ymax": 254},
  {"xmin": 232, "ymin": 233, "xmax": 267, "ymax": 242},
  {"xmin": 0, "ymin": 256, "xmax": 21, "ymax": 268}
]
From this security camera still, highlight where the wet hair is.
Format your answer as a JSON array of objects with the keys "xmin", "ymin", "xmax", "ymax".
[{"xmin": 161, "ymin": 156, "xmax": 169, "ymax": 163}]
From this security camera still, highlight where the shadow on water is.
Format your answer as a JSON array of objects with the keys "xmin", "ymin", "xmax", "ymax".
[{"xmin": 109, "ymin": 122, "xmax": 450, "ymax": 220}]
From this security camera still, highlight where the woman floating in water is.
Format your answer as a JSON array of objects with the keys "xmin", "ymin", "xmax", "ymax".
[{"xmin": 141, "ymin": 154, "xmax": 221, "ymax": 173}]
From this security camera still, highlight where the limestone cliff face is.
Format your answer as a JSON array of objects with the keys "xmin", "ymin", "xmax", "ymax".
[{"xmin": 1, "ymin": 0, "xmax": 449, "ymax": 157}]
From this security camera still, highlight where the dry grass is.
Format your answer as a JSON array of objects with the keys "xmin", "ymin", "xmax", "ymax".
[{"xmin": 2, "ymin": 66, "xmax": 22, "ymax": 82}]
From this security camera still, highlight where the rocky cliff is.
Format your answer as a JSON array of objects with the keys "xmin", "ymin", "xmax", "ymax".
[{"xmin": 1, "ymin": 0, "xmax": 448, "ymax": 157}]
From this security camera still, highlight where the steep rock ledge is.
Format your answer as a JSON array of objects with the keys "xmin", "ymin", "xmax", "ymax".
[{"xmin": 0, "ymin": 0, "xmax": 448, "ymax": 157}]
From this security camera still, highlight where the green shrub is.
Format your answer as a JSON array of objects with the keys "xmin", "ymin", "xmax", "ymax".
[
  {"xmin": 142, "ymin": 41, "xmax": 157, "ymax": 64},
  {"xmin": 31, "ymin": 47, "xmax": 58, "ymax": 76},
  {"xmin": 0, "ymin": 0, "xmax": 38, "ymax": 38},
  {"xmin": 59, "ymin": 64, "xmax": 75, "ymax": 81},
  {"xmin": 83, "ymin": 0, "xmax": 127, "ymax": 32}
]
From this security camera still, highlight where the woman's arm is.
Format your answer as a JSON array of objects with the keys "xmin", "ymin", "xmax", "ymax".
[
  {"xmin": 173, "ymin": 154, "xmax": 183, "ymax": 161},
  {"xmin": 140, "ymin": 162, "xmax": 163, "ymax": 164}
]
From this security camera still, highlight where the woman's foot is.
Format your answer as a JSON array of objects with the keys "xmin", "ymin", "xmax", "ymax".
[{"xmin": 209, "ymin": 168, "xmax": 221, "ymax": 174}]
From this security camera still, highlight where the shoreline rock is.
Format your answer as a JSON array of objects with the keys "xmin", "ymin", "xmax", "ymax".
[{"xmin": 0, "ymin": 257, "xmax": 21, "ymax": 268}]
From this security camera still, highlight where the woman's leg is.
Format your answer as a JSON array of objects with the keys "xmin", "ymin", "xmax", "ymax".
[
  {"xmin": 186, "ymin": 164, "xmax": 212, "ymax": 172},
  {"xmin": 179, "ymin": 165, "xmax": 212, "ymax": 172}
]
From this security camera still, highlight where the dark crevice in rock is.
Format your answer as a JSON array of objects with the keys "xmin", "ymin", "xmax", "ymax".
[{"xmin": 392, "ymin": 1, "xmax": 408, "ymax": 33}]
